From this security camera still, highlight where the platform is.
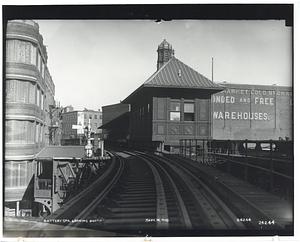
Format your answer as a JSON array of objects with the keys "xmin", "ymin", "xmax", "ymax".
[{"xmin": 169, "ymin": 154, "xmax": 293, "ymax": 230}]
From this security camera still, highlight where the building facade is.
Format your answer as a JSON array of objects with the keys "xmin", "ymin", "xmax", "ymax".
[
  {"xmin": 212, "ymin": 83, "xmax": 293, "ymax": 140},
  {"xmin": 5, "ymin": 20, "xmax": 56, "ymax": 215},
  {"xmin": 61, "ymin": 109, "xmax": 103, "ymax": 146}
]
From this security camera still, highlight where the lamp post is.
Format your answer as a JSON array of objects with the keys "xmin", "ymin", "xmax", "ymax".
[{"xmin": 85, "ymin": 118, "xmax": 93, "ymax": 158}]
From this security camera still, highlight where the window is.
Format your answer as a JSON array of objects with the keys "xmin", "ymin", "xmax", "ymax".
[
  {"xmin": 6, "ymin": 40, "xmax": 37, "ymax": 66},
  {"xmin": 170, "ymin": 102, "xmax": 180, "ymax": 121},
  {"xmin": 29, "ymin": 82, "xmax": 35, "ymax": 104},
  {"xmin": 37, "ymin": 87, "xmax": 40, "ymax": 107},
  {"xmin": 42, "ymin": 62, "xmax": 45, "ymax": 78},
  {"xmin": 184, "ymin": 103, "xmax": 194, "ymax": 121},
  {"xmin": 31, "ymin": 45, "xmax": 37, "ymax": 65},
  {"xmin": 35, "ymin": 122, "xmax": 39, "ymax": 142},
  {"xmin": 169, "ymin": 100, "xmax": 195, "ymax": 121},
  {"xmin": 39, "ymin": 124, "xmax": 42, "ymax": 143},
  {"xmin": 41, "ymin": 92, "xmax": 44, "ymax": 110},
  {"xmin": 37, "ymin": 52, "xmax": 41, "ymax": 72},
  {"xmin": 17, "ymin": 41, "xmax": 25, "ymax": 63},
  {"xmin": 95, "ymin": 115, "xmax": 97, "ymax": 119},
  {"xmin": 6, "ymin": 80, "xmax": 36, "ymax": 104},
  {"xmin": 7, "ymin": 120, "xmax": 27, "ymax": 143},
  {"xmin": 5, "ymin": 161, "xmax": 28, "ymax": 188},
  {"xmin": 6, "ymin": 80, "xmax": 14, "ymax": 102}
]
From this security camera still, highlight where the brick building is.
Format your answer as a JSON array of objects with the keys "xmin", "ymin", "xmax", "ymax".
[
  {"xmin": 212, "ymin": 83, "xmax": 292, "ymax": 140},
  {"xmin": 61, "ymin": 108, "xmax": 103, "ymax": 146}
]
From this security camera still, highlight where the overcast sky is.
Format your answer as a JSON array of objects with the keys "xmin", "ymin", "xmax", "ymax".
[{"xmin": 35, "ymin": 19, "xmax": 292, "ymax": 111}]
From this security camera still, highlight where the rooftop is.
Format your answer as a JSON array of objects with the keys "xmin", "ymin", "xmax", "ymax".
[
  {"xmin": 36, "ymin": 146, "xmax": 85, "ymax": 160},
  {"xmin": 145, "ymin": 57, "xmax": 222, "ymax": 89}
]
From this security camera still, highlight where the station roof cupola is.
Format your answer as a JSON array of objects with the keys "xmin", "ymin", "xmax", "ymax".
[{"xmin": 157, "ymin": 39, "xmax": 174, "ymax": 70}]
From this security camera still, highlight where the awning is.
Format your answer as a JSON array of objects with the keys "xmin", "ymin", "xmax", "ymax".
[{"xmin": 35, "ymin": 145, "xmax": 85, "ymax": 161}]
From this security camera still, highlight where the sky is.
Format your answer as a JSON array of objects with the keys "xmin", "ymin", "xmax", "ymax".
[{"xmin": 35, "ymin": 19, "xmax": 293, "ymax": 111}]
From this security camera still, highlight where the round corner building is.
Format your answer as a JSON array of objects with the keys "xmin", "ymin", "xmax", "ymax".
[{"xmin": 5, "ymin": 20, "xmax": 57, "ymax": 217}]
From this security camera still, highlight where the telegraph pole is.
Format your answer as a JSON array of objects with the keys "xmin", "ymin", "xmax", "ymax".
[
  {"xmin": 211, "ymin": 57, "xmax": 214, "ymax": 139},
  {"xmin": 212, "ymin": 58, "xmax": 214, "ymax": 82}
]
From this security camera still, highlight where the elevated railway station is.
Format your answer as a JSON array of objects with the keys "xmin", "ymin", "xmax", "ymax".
[
  {"xmin": 4, "ymin": 144, "xmax": 293, "ymax": 237},
  {"xmin": 4, "ymin": 37, "xmax": 293, "ymax": 238},
  {"xmin": 3, "ymin": 110, "xmax": 294, "ymax": 237}
]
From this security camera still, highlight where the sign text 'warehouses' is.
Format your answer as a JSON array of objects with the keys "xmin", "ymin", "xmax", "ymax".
[{"xmin": 212, "ymin": 88, "xmax": 293, "ymax": 121}]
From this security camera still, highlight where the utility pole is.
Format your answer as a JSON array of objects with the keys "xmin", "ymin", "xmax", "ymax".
[
  {"xmin": 212, "ymin": 58, "xmax": 214, "ymax": 82},
  {"xmin": 211, "ymin": 57, "xmax": 214, "ymax": 139}
]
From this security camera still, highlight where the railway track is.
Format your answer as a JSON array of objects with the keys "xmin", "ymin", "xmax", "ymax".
[
  {"xmin": 47, "ymin": 149, "xmax": 281, "ymax": 232},
  {"xmin": 79, "ymin": 150, "xmax": 247, "ymax": 231},
  {"xmin": 133, "ymin": 151, "xmax": 245, "ymax": 230}
]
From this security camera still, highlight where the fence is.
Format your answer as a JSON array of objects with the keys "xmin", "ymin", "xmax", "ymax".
[{"xmin": 179, "ymin": 139, "xmax": 294, "ymax": 197}]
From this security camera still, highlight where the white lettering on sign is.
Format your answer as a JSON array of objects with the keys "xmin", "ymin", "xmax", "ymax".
[
  {"xmin": 213, "ymin": 111, "xmax": 268, "ymax": 120},
  {"xmin": 254, "ymin": 97, "xmax": 274, "ymax": 105},
  {"xmin": 223, "ymin": 89, "xmax": 250, "ymax": 95},
  {"xmin": 213, "ymin": 95, "xmax": 276, "ymax": 106},
  {"xmin": 239, "ymin": 98, "xmax": 250, "ymax": 103},
  {"xmin": 212, "ymin": 95, "xmax": 235, "ymax": 103},
  {"xmin": 221, "ymin": 88, "xmax": 292, "ymax": 96}
]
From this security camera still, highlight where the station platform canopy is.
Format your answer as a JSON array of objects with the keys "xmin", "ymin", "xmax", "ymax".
[{"xmin": 35, "ymin": 146, "xmax": 85, "ymax": 161}]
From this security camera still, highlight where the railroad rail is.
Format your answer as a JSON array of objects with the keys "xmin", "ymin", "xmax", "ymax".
[
  {"xmin": 45, "ymin": 152, "xmax": 124, "ymax": 224},
  {"xmin": 43, "ymin": 149, "xmax": 288, "ymax": 232}
]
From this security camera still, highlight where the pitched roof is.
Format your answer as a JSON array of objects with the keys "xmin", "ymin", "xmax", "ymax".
[
  {"xmin": 122, "ymin": 57, "xmax": 224, "ymax": 103},
  {"xmin": 144, "ymin": 57, "xmax": 222, "ymax": 89}
]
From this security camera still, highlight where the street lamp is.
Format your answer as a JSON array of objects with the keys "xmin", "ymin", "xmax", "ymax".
[{"xmin": 84, "ymin": 118, "xmax": 93, "ymax": 158}]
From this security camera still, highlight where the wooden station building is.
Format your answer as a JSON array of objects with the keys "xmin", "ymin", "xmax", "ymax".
[
  {"xmin": 101, "ymin": 40, "xmax": 293, "ymax": 151},
  {"xmin": 102, "ymin": 39, "xmax": 224, "ymax": 152}
]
